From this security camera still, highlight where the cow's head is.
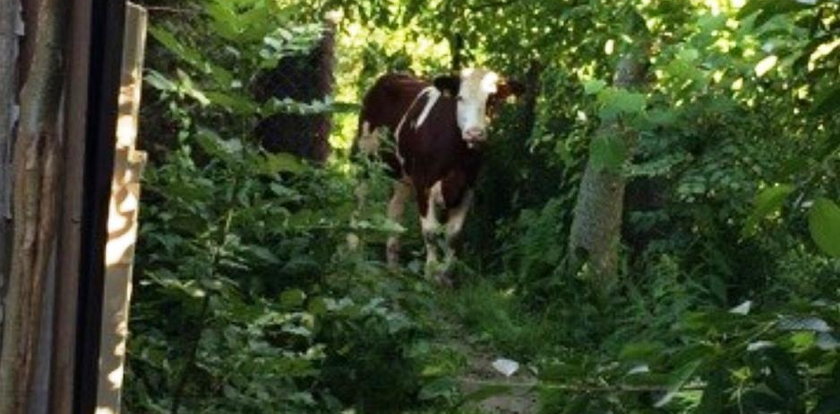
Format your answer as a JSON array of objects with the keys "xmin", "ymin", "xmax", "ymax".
[{"xmin": 434, "ymin": 68, "xmax": 525, "ymax": 148}]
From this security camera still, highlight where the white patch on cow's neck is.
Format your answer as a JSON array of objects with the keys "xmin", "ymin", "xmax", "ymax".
[
  {"xmin": 396, "ymin": 86, "xmax": 436, "ymax": 138},
  {"xmin": 394, "ymin": 86, "xmax": 438, "ymax": 169},
  {"xmin": 414, "ymin": 87, "xmax": 441, "ymax": 129}
]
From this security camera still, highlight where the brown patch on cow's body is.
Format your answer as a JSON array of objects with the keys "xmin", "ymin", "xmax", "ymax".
[{"xmin": 359, "ymin": 73, "xmax": 480, "ymax": 214}]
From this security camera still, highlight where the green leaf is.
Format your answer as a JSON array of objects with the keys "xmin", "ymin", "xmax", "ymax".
[
  {"xmin": 195, "ymin": 128, "xmax": 243, "ymax": 160},
  {"xmin": 619, "ymin": 341, "xmax": 665, "ymax": 362},
  {"xmin": 204, "ymin": 91, "xmax": 259, "ymax": 114},
  {"xmin": 812, "ymin": 395, "xmax": 840, "ymax": 414},
  {"xmin": 258, "ymin": 152, "xmax": 305, "ymax": 175},
  {"xmin": 144, "ymin": 70, "xmax": 178, "ymax": 92},
  {"xmin": 742, "ymin": 184, "xmax": 794, "ymax": 237},
  {"xmin": 583, "ymin": 79, "xmax": 606, "ymax": 95},
  {"xmin": 280, "ymin": 289, "xmax": 306, "ymax": 309},
  {"xmin": 458, "ymin": 384, "xmax": 513, "ymax": 405},
  {"xmin": 697, "ymin": 371, "xmax": 728, "ymax": 414},
  {"xmin": 561, "ymin": 395, "xmax": 590, "ymax": 414},
  {"xmin": 248, "ymin": 246, "xmax": 280, "ymax": 264},
  {"xmin": 808, "ymin": 198, "xmax": 840, "ymax": 257},
  {"xmin": 176, "ymin": 70, "xmax": 210, "ymax": 106},
  {"xmin": 597, "ymin": 87, "xmax": 646, "ymax": 120},
  {"xmin": 654, "ymin": 359, "xmax": 703, "ymax": 407},
  {"xmin": 811, "ymin": 87, "xmax": 840, "ymax": 117},
  {"xmin": 149, "ymin": 26, "xmax": 213, "ymax": 75},
  {"xmin": 590, "ymin": 134, "xmax": 627, "ymax": 172},
  {"xmin": 762, "ymin": 347, "xmax": 803, "ymax": 401},
  {"xmin": 738, "ymin": 0, "xmax": 813, "ymax": 26},
  {"xmin": 418, "ymin": 377, "xmax": 457, "ymax": 400}
]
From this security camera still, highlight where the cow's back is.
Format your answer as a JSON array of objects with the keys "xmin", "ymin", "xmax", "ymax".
[
  {"xmin": 357, "ymin": 73, "xmax": 429, "ymax": 176},
  {"xmin": 360, "ymin": 73, "xmax": 429, "ymax": 134}
]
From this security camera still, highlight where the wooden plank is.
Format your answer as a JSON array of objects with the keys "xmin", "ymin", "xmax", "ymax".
[{"xmin": 94, "ymin": 3, "xmax": 147, "ymax": 414}]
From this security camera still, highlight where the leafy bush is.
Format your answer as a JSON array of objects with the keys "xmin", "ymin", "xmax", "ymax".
[{"xmin": 126, "ymin": 2, "xmax": 456, "ymax": 412}]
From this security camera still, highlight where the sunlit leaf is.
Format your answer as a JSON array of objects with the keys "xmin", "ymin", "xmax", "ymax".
[
  {"xmin": 755, "ymin": 55, "xmax": 778, "ymax": 77},
  {"xmin": 808, "ymin": 198, "xmax": 840, "ymax": 257},
  {"xmin": 598, "ymin": 87, "xmax": 647, "ymax": 119},
  {"xmin": 654, "ymin": 359, "xmax": 703, "ymax": 407},
  {"xmin": 583, "ymin": 79, "xmax": 606, "ymax": 95},
  {"xmin": 259, "ymin": 152, "xmax": 305, "ymax": 175},
  {"xmin": 738, "ymin": 0, "xmax": 813, "ymax": 26},
  {"xmin": 742, "ymin": 184, "xmax": 794, "ymax": 236},
  {"xmin": 144, "ymin": 70, "xmax": 177, "ymax": 92}
]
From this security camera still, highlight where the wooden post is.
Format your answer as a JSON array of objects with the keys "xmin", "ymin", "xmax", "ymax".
[
  {"xmin": 95, "ymin": 4, "xmax": 147, "ymax": 413},
  {"xmin": 48, "ymin": 0, "xmax": 95, "ymax": 409},
  {"xmin": 0, "ymin": 0, "xmax": 22, "ymax": 348},
  {"xmin": 0, "ymin": 0, "xmax": 68, "ymax": 409}
]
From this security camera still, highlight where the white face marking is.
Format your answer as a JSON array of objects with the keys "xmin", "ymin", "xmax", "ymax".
[{"xmin": 456, "ymin": 68, "xmax": 498, "ymax": 144}]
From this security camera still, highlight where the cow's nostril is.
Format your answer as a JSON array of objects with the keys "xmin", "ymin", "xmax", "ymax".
[{"xmin": 465, "ymin": 128, "xmax": 485, "ymax": 140}]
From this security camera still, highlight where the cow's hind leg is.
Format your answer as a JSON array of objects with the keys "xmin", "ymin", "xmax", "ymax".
[{"xmin": 386, "ymin": 179, "xmax": 412, "ymax": 269}]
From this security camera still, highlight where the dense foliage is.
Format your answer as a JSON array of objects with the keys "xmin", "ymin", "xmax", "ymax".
[{"xmin": 128, "ymin": 0, "xmax": 839, "ymax": 412}]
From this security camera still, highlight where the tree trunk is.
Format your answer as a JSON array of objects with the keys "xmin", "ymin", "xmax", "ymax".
[
  {"xmin": 0, "ymin": 0, "xmax": 67, "ymax": 410},
  {"xmin": 450, "ymin": 33, "xmax": 464, "ymax": 72},
  {"xmin": 568, "ymin": 52, "xmax": 647, "ymax": 289}
]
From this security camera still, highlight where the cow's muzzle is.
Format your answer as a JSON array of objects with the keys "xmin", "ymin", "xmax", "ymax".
[{"xmin": 464, "ymin": 128, "xmax": 486, "ymax": 148}]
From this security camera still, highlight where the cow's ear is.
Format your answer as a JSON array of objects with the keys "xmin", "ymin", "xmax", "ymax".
[
  {"xmin": 433, "ymin": 76, "xmax": 460, "ymax": 96},
  {"xmin": 495, "ymin": 80, "xmax": 526, "ymax": 101}
]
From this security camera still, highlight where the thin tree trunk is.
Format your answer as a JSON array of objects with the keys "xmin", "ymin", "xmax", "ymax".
[
  {"xmin": 568, "ymin": 52, "xmax": 647, "ymax": 289},
  {"xmin": 0, "ymin": 0, "xmax": 67, "ymax": 410},
  {"xmin": 450, "ymin": 33, "xmax": 464, "ymax": 72}
]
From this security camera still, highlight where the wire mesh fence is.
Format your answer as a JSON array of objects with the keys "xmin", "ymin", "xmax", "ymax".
[{"xmin": 253, "ymin": 19, "xmax": 336, "ymax": 163}]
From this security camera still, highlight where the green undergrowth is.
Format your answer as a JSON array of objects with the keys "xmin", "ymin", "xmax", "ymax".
[{"xmin": 443, "ymin": 279, "xmax": 564, "ymax": 361}]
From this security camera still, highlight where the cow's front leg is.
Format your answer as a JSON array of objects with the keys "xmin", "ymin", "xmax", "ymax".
[
  {"xmin": 386, "ymin": 179, "xmax": 412, "ymax": 269},
  {"xmin": 417, "ymin": 183, "xmax": 443, "ymax": 276},
  {"xmin": 444, "ymin": 189, "xmax": 473, "ymax": 268}
]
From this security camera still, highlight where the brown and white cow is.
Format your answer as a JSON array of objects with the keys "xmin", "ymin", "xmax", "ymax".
[{"xmin": 357, "ymin": 68, "xmax": 524, "ymax": 283}]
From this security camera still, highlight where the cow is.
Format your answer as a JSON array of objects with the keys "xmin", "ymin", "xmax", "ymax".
[{"xmin": 357, "ymin": 68, "xmax": 524, "ymax": 284}]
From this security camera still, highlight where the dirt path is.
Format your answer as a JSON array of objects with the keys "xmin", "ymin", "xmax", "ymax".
[
  {"xmin": 431, "ymin": 315, "xmax": 539, "ymax": 414},
  {"xmin": 457, "ymin": 349, "xmax": 539, "ymax": 414}
]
